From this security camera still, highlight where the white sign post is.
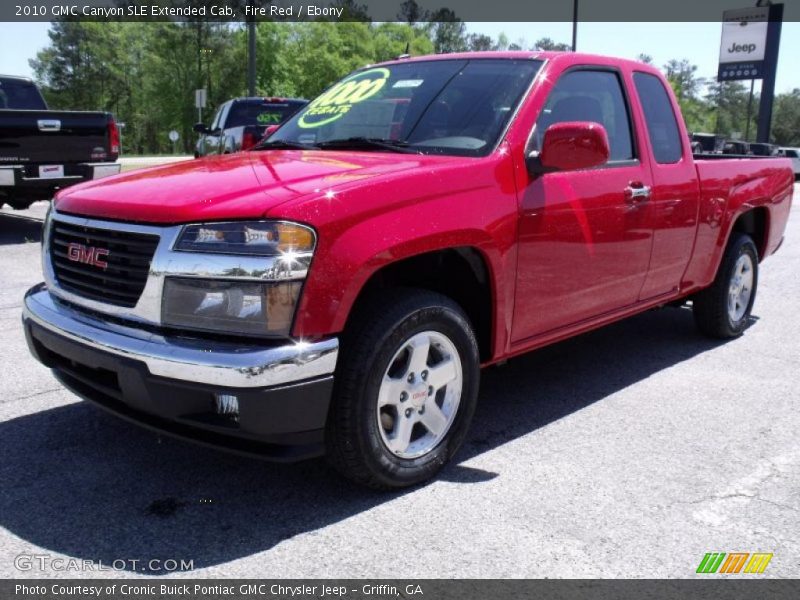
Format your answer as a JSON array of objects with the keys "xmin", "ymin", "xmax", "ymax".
[{"xmin": 195, "ymin": 88, "xmax": 207, "ymax": 123}]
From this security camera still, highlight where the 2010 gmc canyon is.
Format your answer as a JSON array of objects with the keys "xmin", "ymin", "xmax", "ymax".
[{"xmin": 22, "ymin": 52, "xmax": 793, "ymax": 488}]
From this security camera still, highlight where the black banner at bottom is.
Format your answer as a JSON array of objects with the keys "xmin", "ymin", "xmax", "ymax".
[{"xmin": 3, "ymin": 580, "xmax": 800, "ymax": 600}]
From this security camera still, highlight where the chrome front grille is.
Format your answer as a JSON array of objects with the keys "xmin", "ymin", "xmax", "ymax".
[{"xmin": 49, "ymin": 220, "xmax": 159, "ymax": 308}]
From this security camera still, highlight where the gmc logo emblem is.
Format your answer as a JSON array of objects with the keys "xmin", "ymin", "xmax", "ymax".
[{"xmin": 67, "ymin": 242, "xmax": 109, "ymax": 269}]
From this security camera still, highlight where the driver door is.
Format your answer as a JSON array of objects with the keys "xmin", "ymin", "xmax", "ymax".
[{"xmin": 512, "ymin": 68, "xmax": 654, "ymax": 343}]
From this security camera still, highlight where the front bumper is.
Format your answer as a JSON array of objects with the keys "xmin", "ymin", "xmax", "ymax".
[{"xmin": 22, "ymin": 285, "xmax": 339, "ymax": 460}]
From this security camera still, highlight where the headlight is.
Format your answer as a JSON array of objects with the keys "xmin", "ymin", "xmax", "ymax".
[
  {"xmin": 174, "ymin": 221, "xmax": 315, "ymax": 255},
  {"xmin": 162, "ymin": 278, "xmax": 302, "ymax": 337},
  {"xmin": 166, "ymin": 220, "xmax": 314, "ymax": 337}
]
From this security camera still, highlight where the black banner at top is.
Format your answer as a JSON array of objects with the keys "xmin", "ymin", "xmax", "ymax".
[{"xmin": 2, "ymin": 0, "xmax": 800, "ymax": 23}]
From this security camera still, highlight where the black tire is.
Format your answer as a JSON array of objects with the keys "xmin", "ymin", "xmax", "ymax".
[
  {"xmin": 326, "ymin": 288, "xmax": 480, "ymax": 489},
  {"xmin": 7, "ymin": 199, "xmax": 34, "ymax": 210},
  {"xmin": 693, "ymin": 232, "xmax": 758, "ymax": 338}
]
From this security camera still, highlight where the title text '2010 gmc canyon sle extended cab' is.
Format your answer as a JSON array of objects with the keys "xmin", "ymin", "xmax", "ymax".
[{"xmin": 22, "ymin": 53, "xmax": 793, "ymax": 488}]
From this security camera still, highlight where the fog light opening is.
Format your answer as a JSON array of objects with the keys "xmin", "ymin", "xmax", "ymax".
[{"xmin": 214, "ymin": 393, "xmax": 240, "ymax": 420}]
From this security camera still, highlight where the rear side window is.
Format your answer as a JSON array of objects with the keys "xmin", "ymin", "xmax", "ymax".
[
  {"xmin": 0, "ymin": 78, "xmax": 47, "ymax": 110},
  {"xmin": 633, "ymin": 72, "xmax": 683, "ymax": 164},
  {"xmin": 534, "ymin": 69, "xmax": 635, "ymax": 162}
]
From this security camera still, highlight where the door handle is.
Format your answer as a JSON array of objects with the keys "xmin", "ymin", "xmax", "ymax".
[{"xmin": 624, "ymin": 182, "xmax": 651, "ymax": 203}]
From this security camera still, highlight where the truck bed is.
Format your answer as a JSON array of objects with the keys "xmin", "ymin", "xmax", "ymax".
[{"xmin": 684, "ymin": 156, "xmax": 794, "ymax": 289}]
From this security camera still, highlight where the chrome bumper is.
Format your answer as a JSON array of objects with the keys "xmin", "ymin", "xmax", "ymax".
[{"xmin": 23, "ymin": 286, "xmax": 339, "ymax": 389}]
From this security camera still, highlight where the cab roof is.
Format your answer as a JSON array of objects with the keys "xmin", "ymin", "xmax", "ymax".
[{"xmin": 372, "ymin": 51, "xmax": 658, "ymax": 74}]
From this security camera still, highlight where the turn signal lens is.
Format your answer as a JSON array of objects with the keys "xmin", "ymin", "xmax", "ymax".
[{"xmin": 276, "ymin": 223, "xmax": 315, "ymax": 252}]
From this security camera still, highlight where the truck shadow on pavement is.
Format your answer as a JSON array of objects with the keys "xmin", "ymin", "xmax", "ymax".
[
  {"xmin": 0, "ymin": 213, "xmax": 43, "ymax": 245},
  {"xmin": 0, "ymin": 306, "xmax": 736, "ymax": 574}
]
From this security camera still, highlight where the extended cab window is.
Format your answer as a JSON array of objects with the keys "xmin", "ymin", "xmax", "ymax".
[
  {"xmin": 533, "ymin": 70, "xmax": 634, "ymax": 162},
  {"xmin": 268, "ymin": 59, "xmax": 542, "ymax": 157},
  {"xmin": 633, "ymin": 72, "xmax": 683, "ymax": 164}
]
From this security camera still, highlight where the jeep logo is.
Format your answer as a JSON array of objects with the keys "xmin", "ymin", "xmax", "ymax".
[
  {"xmin": 67, "ymin": 242, "xmax": 109, "ymax": 269},
  {"xmin": 727, "ymin": 43, "xmax": 757, "ymax": 54}
]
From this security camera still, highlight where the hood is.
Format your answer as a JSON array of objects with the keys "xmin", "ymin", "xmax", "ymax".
[{"xmin": 54, "ymin": 151, "xmax": 443, "ymax": 224}]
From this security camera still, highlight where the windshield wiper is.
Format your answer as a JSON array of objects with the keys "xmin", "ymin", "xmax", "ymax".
[
  {"xmin": 315, "ymin": 137, "xmax": 420, "ymax": 154},
  {"xmin": 252, "ymin": 139, "xmax": 318, "ymax": 151}
]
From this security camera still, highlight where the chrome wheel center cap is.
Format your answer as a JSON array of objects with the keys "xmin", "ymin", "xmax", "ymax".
[{"xmin": 409, "ymin": 386, "xmax": 428, "ymax": 408}]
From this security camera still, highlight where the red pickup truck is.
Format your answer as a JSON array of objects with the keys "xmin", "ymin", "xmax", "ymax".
[{"xmin": 23, "ymin": 52, "xmax": 793, "ymax": 489}]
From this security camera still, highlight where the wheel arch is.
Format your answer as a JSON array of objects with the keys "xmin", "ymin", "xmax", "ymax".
[
  {"xmin": 342, "ymin": 247, "xmax": 495, "ymax": 362},
  {"xmin": 730, "ymin": 206, "xmax": 769, "ymax": 261}
]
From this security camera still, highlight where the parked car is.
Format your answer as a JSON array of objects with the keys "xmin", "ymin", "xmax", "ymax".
[
  {"xmin": 749, "ymin": 142, "xmax": 779, "ymax": 156},
  {"xmin": 23, "ymin": 52, "xmax": 793, "ymax": 489},
  {"xmin": 690, "ymin": 132, "xmax": 725, "ymax": 154},
  {"xmin": 722, "ymin": 140, "xmax": 752, "ymax": 155},
  {"xmin": 778, "ymin": 147, "xmax": 800, "ymax": 179},
  {"xmin": 193, "ymin": 96, "xmax": 307, "ymax": 157},
  {"xmin": 0, "ymin": 75, "xmax": 120, "ymax": 210}
]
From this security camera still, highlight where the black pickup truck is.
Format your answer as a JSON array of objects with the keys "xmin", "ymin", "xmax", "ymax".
[{"xmin": 0, "ymin": 75, "xmax": 121, "ymax": 210}]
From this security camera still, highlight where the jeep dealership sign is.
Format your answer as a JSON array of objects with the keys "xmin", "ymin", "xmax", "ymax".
[{"xmin": 718, "ymin": 6, "xmax": 769, "ymax": 81}]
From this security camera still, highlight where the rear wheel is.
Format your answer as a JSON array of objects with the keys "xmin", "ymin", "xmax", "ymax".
[
  {"xmin": 326, "ymin": 289, "xmax": 479, "ymax": 489},
  {"xmin": 693, "ymin": 233, "xmax": 758, "ymax": 338}
]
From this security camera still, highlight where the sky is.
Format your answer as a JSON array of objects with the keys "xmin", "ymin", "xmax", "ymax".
[{"xmin": 1, "ymin": 21, "xmax": 799, "ymax": 94}]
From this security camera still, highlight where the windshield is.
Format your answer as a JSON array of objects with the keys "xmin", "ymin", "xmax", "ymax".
[
  {"xmin": 268, "ymin": 59, "xmax": 542, "ymax": 157},
  {"xmin": 227, "ymin": 100, "xmax": 306, "ymax": 128}
]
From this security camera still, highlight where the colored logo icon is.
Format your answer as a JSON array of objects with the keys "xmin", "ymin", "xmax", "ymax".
[{"xmin": 696, "ymin": 552, "xmax": 773, "ymax": 574}]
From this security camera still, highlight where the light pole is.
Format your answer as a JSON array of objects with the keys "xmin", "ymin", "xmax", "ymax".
[
  {"xmin": 248, "ymin": 0, "xmax": 256, "ymax": 96},
  {"xmin": 572, "ymin": 0, "xmax": 578, "ymax": 51}
]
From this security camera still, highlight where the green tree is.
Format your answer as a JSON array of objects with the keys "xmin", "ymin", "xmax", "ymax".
[
  {"xmin": 494, "ymin": 32, "xmax": 510, "ymax": 51},
  {"xmin": 705, "ymin": 81, "xmax": 751, "ymax": 138},
  {"xmin": 286, "ymin": 22, "xmax": 376, "ymax": 99},
  {"xmin": 466, "ymin": 33, "xmax": 494, "ymax": 51},
  {"xmin": 770, "ymin": 89, "xmax": 800, "ymax": 146},
  {"xmin": 371, "ymin": 22, "xmax": 434, "ymax": 62},
  {"xmin": 532, "ymin": 37, "xmax": 570, "ymax": 51},
  {"xmin": 663, "ymin": 59, "xmax": 710, "ymax": 133},
  {"xmin": 426, "ymin": 10, "xmax": 467, "ymax": 54}
]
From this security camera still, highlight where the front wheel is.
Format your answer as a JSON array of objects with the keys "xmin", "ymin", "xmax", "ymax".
[
  {"xmin": 693, "ymin": 232, "xmax": 758, "ymax": 338},
  {"xmin": 326, "ymin": 289, "xmax": 480, "ymax": 489}
]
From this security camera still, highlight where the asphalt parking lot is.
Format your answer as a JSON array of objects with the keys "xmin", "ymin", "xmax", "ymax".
[{"xmin": 1, "ymin": 190, "xmax": 798, "ymax": 579}]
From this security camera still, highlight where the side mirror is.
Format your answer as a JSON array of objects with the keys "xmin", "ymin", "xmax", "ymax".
[
  {"xmin": 193, "ymin": 122, "xmax": 209, "ymax": 134},
  {"xmin": 527, "ymin": 121, "xmax": 610, "ymax": 175}
]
